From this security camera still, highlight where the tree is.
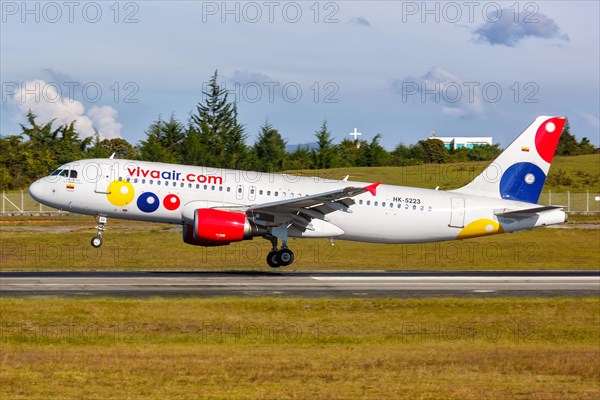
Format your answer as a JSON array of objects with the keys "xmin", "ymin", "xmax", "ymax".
[
  {"xmin": 418, "ymin": 139, "xmax": 448, "ymax": 164},
  {"xmin": 361, "ymin": 134, "xmax": 389, "ymax": 166},
  {"xmin": 222, "ymin": 105, "xmax": 249, "ymax": 170},
  {"xmin": 556, "ymin": 120, "xmax": 579, "ymax": 156},
  {"xmin": 335, "ymin": 139, "xmax": 366, "ymax": 167},
  {"xmin": 87, "ymin": 134, "xmax": 137, "ymax": 159},
  {"xmin": 311, "ymin": 120, "xmax": 337, "ymax": 169},
  {"xmin": 187, "ymin": 70, "xmax": 246, "ymax": 167},
  {"xmin": 253, "ymin": 120, "xmax": 286, "ymax": 172},
  {"xmin": 138, "ymin": 115, "xmax": 184, "ymax": 163},
  {"xmin": 286, "ymin": 145, "xmax": 313, "ymax": 170}
]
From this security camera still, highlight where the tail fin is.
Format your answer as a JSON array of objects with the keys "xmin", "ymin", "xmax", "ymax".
[{"xmin": 454, "ymin": 116, "xmax": 566, "ymax": 203}]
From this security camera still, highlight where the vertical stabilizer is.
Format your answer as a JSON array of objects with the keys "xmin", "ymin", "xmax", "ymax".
[{"xmin": 453, "ymin": 116, "xmax": 566, "ymax": 203}]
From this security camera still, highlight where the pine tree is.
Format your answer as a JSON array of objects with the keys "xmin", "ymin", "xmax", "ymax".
[
  {"xmin": 311, "ymin": 120, "xmax": 337, "ymax": 169},
  {"xmin": 556, "ymin": 119, "xmax": 579, "ymax": 156},
  {"xmin": 188, "ymin": 70, "xmax": 245, "ymax": 167},
  {"xmin": 138, "ymin": 117, "xmax": 182, "ymax": 163},
  {"xmin": 253, "ymin": 120, "xmax": 286, "ymax": 172}
]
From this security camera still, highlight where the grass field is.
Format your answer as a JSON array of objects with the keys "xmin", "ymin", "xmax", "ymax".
[
  {"xmin": 1, "ymin": 297, "xmax": 598, "ymax": 400},
  {"xmin": 0, "ymin": 215, "xmax": 598, "ymax": 270}
]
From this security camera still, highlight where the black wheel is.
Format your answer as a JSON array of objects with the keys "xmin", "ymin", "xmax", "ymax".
[
  {"xmin": 266, "ymin": 251, "xmax": 280, "ymax": 268},
  {"xmin": 91, "ymin": 236, "xmax": 103, "ymax": 248},
  {"xmin": 277, "ymin": 249, "xmax": 294, "ymax": 266}
]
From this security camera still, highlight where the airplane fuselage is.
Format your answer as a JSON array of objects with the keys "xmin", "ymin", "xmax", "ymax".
[{"xmin": 30, "ymin": 158, "xmax": 566, "ymax": 244}]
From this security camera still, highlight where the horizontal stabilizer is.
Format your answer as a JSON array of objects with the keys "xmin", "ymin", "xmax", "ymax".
[{"xmin": 494, "ymin": 205, "xmax": 564, "ymax": 218}]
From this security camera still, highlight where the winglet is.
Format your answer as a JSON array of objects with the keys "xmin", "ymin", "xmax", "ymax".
[{"xmin": 364, "ymin": 181, "xmax": 381, "ymax": 196}]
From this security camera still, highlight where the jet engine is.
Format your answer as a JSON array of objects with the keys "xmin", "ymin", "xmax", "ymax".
[{"xmin": 182, "ymin": 208, "xmax": 266, "ymax": 246}]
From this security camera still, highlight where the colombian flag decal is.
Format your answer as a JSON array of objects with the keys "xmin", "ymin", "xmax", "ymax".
[
  {"xmin": 521, "ymin": 146, "xmax": 530, "ymax": 152},
  {"xmin": 66, "ymin": 184, "xmax": 75, "ymax": 190}
]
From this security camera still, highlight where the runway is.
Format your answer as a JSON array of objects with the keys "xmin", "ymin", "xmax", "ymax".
[{"xmin": 1, "ymin": 270, "xmax": 598, "ymax": 298}]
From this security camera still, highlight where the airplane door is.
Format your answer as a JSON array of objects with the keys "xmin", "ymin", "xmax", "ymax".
[
  {"xmin": 235, "ymin": 184, "xmax": 244, "ymax": 200},
  {"xmin": 249, "ymin": 186, "xmax": 256, "ymax": 201},
  {"xmin": 449, "ymin": 197, "xmax": 465, "ymax": 228},
  {"xmin": 94, "ymin": 164, "xmax": 113, "ymax": 194}
]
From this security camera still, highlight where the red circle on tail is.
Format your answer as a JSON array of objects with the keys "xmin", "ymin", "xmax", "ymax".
[{"xmin": 535, "ymin": 117, "xmax": 566, "ymax": 163}]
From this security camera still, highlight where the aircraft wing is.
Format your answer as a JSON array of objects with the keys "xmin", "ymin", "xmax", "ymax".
[
  {"xmin": 245, "ymin": 181, "xmax": 381, "ymax": 230},
  {"xmin": 494, "ymin": 205, "xmax": 564, "ymax": 218}
]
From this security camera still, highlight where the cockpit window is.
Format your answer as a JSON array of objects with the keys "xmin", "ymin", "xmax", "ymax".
[
  {"xmin": 50, "ymin": 169, "xmax": 63, "ymax": 176},
  {"xmin": 70, "ymin": 170, "xmax": 77, "ymax": 178},
  {"xmin": 59, "ymin": 170, "xmax": 69, "ymax": 177}
]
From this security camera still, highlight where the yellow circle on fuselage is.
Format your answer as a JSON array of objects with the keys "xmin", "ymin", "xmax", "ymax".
[
  {"xmin": 457, "ymin": 218, "xmax": 504, "ymax": 240},
  {"xmin": 106, "ymin": 180, "xmax": 135, "ymax": 206}
]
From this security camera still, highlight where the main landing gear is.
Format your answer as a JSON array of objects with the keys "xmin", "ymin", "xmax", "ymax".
[
  {"xmin": 265, "ymin": 235, "xmax": 295, "ymax": 268},
  {"xmin": 91, "ymin": 216, "xmax": 107, "ymax": 248}
]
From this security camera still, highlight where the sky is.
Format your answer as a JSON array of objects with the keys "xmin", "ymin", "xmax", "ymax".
[{"xmin": 1, "ymin": 1, "xmax": 599, "ymax": 150}]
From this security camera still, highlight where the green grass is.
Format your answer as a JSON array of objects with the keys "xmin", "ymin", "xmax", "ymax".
[
  {"xmin": 1, "ymin": 297, "xmax": 598, "ymax": 399},
  {"xmin": 290, "ymin": 154, "xmax": 600, "ymax": 192},
  {"xmin": 1, "ymin": 215, "xmax": 598, "ymax": 270}
]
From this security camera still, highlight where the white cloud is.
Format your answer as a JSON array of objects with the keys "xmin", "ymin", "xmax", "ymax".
[
  {"xmin": 473, "ymin": 9, "xmax": 570, "ymax": 47},
  {"xmin": 393, "ymin": 66, "xmax": 485, "ymax": 118},
  {"xmin": 9, "ymin": 79, "xmax": 122, "ymax": 139}
]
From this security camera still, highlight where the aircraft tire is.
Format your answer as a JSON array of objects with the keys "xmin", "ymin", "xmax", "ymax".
[
  {"xmin": 277, "ymin": 249, "xmax": 294, "ymax": 266},
  {"xmin": 91, "ymin": 236, "xmax": 103, "ymax": 248},
  {"xmin": 266, "ymin": 251, "xmax": 280, "ymax": 268}
]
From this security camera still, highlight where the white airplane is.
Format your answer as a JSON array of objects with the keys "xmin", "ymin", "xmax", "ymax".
[{"xmin": 29, "ymin": 116, "xmax": 567, "ymax": 268}]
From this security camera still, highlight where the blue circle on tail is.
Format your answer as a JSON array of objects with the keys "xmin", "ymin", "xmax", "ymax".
[
  {"xmin": 499, "ymin": 162, "xmax": 546, "ymax": 203},
  {"xmin": 137, "ymin": 192, "xmax": 160, "ymax": 213}
]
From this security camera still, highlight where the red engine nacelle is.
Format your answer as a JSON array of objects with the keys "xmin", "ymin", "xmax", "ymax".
[{"xmin": 182, "ymin": 208, "xmax": 266, "ymax": 247}]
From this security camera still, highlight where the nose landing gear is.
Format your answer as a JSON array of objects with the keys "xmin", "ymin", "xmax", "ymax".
[{"xmin": 91, "ymin": 216, "xmax": 107, "ymax": 248}]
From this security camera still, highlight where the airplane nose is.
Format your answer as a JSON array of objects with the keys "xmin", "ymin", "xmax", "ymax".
[{"xmin": 29, "ymin": 180, "xmax": 44, "ymax": 203}]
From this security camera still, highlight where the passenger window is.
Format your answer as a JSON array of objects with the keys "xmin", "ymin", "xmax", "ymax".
[
  {"xmin": 204, "ymin": 185, "xmax": 207, "ymax": 190},
  {"xmin": 275, "ymin": 192, "xmax": 279, "ymax": 197},
  {"xmin": 219, "ymin": 186, "xmax": 223, "ymax": 191},
  {"xmin": 211, "ymin": 186, "xmax": 215, "ymax": 190},
  {"xmin": 150, "ymin": 180, "xmax": 153, "ymax": 184},
  {"xmin": 367, "ymin": 200, "xmax": 371, "ymax": 206},
  {"xmin": 428, "ymin": 206, "xmax": 432, "ymax": 211},
  {"xmin": 413, "ymin": 205, "xmax": 417, "ymax": 210},
  {"xmin": 157, "ymin": 180, "xmax": 161, "ymax": 186},
  {"xmin": 267, "ymin": 191, "xmax": 271, "ymax": 196},
  {"xmin": 142, "ymin": 179, "xmax": 146, "ymax": 184},
  {"xmin": 227, "ymin": 187, "xmax": 231, "ymax": 192},
  {"xmin": 359, "ymin": 200, "xmax": 363, "ymax": 205},
  {"xmin": 126, "ymin": 177, "xmax": 130, "ymax": 182},
  {"xmin": 259, "ymin": 190, "xmax": 263, "ymax": 195},
  {"xmin": 374, "ymin": 201, "xmax": 378, "ymax": 206},
  {"xmin": 196, "ymin": 184, "xmax": 200, "ymax": 189},
  {"xmin": 382, "ymin": 202, "xmax": 386, "ymax": 207}
]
